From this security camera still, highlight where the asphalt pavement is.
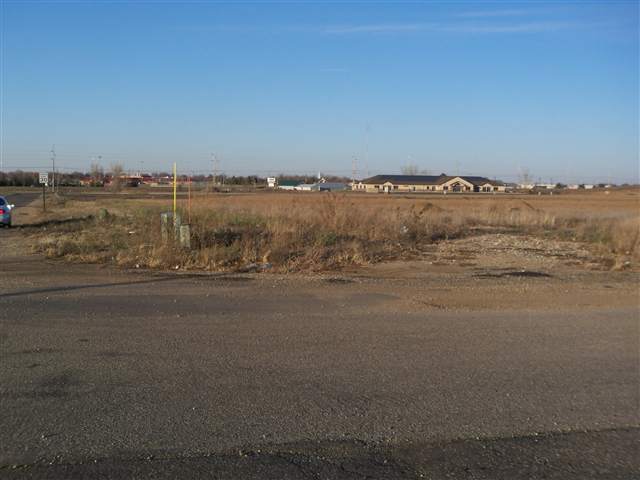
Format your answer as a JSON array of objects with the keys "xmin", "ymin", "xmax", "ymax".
[
  {"xmin": 2, "ymin": 192, "xmax": 39, "ymax": 209},
  {"xmin": 0, "ymin": 220, "xmax": 638, "ymax": 479}
]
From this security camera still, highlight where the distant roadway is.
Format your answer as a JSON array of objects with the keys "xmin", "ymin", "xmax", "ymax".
[{"xmin": 2, "ymin": 192, "xmax": 39, "ymax": 209}]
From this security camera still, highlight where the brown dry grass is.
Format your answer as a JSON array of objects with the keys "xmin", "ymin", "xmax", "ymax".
[{"xmin": 25, "ymin": 189, "xmax": 640, "ymax": 272}]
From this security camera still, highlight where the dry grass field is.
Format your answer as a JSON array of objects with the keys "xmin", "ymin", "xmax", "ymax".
[{"xmin": 10, "ymin": 188, "xmax": 640, "ymax": 273}]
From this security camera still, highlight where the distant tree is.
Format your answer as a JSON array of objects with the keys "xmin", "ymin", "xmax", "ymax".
[
  {"xmin": 323, "ymin": 175, "xmax": 350, "ymax": 183},
  {"xmin": 11, "ymin": 170, "xmax": 33, "ymax": 187},
  {"xmin": 110, "ymin": 162, "xmax": 124, "ymax": 190},
  {"xmin": 90, "ymin": 163, "xmax": 104, "ymax": 185},
  {"xmin": 0, "ymin": 170, "xmax": 40, "ymax": 187},
  {"xmin": 277, "ymin": 174, "xmax": 317, "ymax": 184}
]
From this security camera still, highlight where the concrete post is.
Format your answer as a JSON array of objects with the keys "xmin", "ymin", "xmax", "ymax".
[
  {"xmin": 173, "ymin": 212, "xmax": 182, "ymax": 237},
  {"xmin": 179, "ymin": 225, "xmax": 191, "ymax": 249},
  {"xmin": 161, "ymin": 212, "xmax": 172, "ymax": 243}
]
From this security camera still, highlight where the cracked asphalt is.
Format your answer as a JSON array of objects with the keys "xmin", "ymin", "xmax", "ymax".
[{"xmin": 1, "ymin": 193, "xmax": 639, "ymax": 479}]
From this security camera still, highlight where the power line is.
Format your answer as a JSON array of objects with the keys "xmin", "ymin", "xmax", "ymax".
[{"xmin": 211, "ymin": 152, "xmax": 219, "ymax": 187}]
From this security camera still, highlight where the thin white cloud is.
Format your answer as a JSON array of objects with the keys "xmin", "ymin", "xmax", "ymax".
[
  {"xmin": 443, "ymin": 21, "xmax": 577, "ymax": 34},
  {"xmin": 176, "ymin": 19, "xmax": 597, "ymax": 37},
  {"xmin": 322, "ymin": 21, "xmax": 580, "ymax": 35},
  {"xmin": 457, "ymin": 9, "xmax": 541, "ymax": 18}
]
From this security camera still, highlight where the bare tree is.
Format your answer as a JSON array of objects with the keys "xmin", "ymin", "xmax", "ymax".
[
  {"xmin": 110, "ymin": 162, "xmax": 124, "ymax": 190},
  {"xmin": 90, "ymin": 163, "xmax": 104, "ymax": 185},
  {"xmin": 401, "ymin": 164, "xmax": 419, "ymax": 175}
]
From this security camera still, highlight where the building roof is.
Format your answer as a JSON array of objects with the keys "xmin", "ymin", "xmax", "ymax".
[
  {"xmin": 359, "ymin": 174, "xmax": 503, "ymax": 186},
  {"xmin": 360, "ymin": 174, "xmax": 447, "ymax": 185},
  {"xmin": 278, "ymin": 179, "xmax": 301, "ymax": 187},
  {"xmin": 456, "ymin": 176, "xmax": 504, "ymax": 186}
]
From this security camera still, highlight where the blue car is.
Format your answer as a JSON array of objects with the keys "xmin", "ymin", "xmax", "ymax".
[{"xmin": 0, "ymin": 196, "xmax": 14, "ymax": 227}]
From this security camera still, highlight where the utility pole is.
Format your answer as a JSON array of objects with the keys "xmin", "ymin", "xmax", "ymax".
[
  {"xmin": 351, "ymin": 156, "xmax": 358, "ymax": 184},
  {"xmin": 211, "ymin": 153, "xmax": 219, "ymax": 189},
  {"xmin": 50, "ymin": 145, "xmax": 56, "ymax": 192}
]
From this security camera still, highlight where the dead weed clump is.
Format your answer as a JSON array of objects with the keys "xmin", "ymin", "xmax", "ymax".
[
  {"xmin": 181, "ymin": 195, "xmax": 465, "ymax": 271},
  {"xmin": 27, "ymin": 192, "xmax": 640, "ymax": 272}
]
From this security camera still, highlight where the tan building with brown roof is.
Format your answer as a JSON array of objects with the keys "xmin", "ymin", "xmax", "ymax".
[{"xmin": 352, "ymin": 174, "xmax": 506, "ymax": 194}]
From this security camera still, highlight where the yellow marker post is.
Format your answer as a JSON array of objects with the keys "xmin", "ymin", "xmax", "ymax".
[{"xmin": 173, "ymin": 162, "xmax": 177, "ymax": 215}]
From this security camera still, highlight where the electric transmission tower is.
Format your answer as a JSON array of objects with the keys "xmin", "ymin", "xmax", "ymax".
[
  {"xmin": 211, "ymin": 153, "xmax": 216, "ymax": 187},
  {"xmin": 210, "ymin": 152, "xmax": 221, "ymax": 189},
  {"xmin": 352, "ymin": 156, "xmax": 358, "ymax": 183}
]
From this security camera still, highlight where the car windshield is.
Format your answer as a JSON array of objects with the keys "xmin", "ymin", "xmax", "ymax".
[{"xmin": 0, "ymin": 198, "xmax": 5, "ymax": 206}]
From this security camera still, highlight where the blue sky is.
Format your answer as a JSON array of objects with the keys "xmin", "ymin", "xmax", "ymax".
[{"xmin": 1, "ymin": 0, "xmax": 638, "ymax": 182}]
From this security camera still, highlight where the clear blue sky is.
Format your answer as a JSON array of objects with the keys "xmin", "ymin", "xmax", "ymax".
[{"xmin": 1, "ymin": 0, "xmax": 638, "ymax": 183}]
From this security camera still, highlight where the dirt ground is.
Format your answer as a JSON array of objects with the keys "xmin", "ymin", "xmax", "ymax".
[
  {"xmin": 2, "ymin": 189, "xmax": 640, "ymax": 311},
  {"xmin": 3, "ymin": 189, "xmax": 638, "ymax": 312}
]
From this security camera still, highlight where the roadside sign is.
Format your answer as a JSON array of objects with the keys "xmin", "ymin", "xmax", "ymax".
[{"xmin": 38, "ymin": 172, "xmax": 48, "ymax": 212}]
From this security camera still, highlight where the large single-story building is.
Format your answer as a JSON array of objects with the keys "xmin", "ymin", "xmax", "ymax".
[
  {"xmin": 352, "ymin": 174, "xmax": 506, "ymax": 193},
  {"xmin": 276, "ymin": 179, "xmax": 301, "ymax": 190}
]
